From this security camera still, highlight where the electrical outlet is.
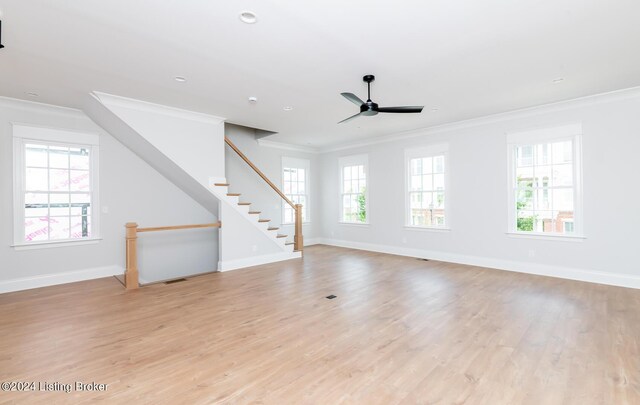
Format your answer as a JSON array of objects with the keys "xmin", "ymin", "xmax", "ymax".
[
  {"xmin": 401, "ymin": 237, "xmax": 407, "ymax": 244},
  {"xmin": 101, "ymin": 206, "xmax": 109, "ymax": 214},
  {"xmin": 528, "ymin": 249, "xmax": 536, "ymax": 258},
  {"xmin": 252, "ymin": 245, "xmax": 257, "ymax": 252}
]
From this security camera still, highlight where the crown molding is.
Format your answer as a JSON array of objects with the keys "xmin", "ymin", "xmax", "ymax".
[
  {"xmin": 317, "ymin": 85, "xmax": 640, "ymax": 153},
  {"xmin": 0, "ymin": 96, "xmax": 87, "ymax": 118},
  {"xmin": 257, "ymin": 138, "xmax": 320, "ymax": 154},
  {"xmin": 91, "ymin": 92, "xmax": 226, "ymax": 125}
]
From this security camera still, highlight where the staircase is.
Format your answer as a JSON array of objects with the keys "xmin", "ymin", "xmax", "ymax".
[
  {"xmin": 85, "ymin": 92, "xmax": 303, "ymax": 278},
  {"xmin": 210, "ymin": 183, "xmax": 296, "ymax": 253}
]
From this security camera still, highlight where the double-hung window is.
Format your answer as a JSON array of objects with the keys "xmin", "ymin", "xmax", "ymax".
[
  {"xmin": 405, "ymin": 144, "xmax": 448, "ymax": 228},
  {"xmin": 13, "ymin": 124, "xmax": 100, "ymax": 247},
  {"xmin": 339, "ymin": 154, "xmax": 368, "ymax": 224},
  {"xmin": 507, "ymin": 124, "xmax": 582, "ymax": 237},
  {"xmin": 282, "ymin": 157, "xmax": 310, "ymax": 224}
]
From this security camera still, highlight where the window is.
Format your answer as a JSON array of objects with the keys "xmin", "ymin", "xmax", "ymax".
[
  {"xmin": 508, "ymin": 124, "xmax": 582, "ymax": 237},
  {"xmin": 13, "ymin": 125, "xmax": 100, "ymax": 246},
  {"xmin": 339, "ymin": 154, "xmax": 368, "ymax": 223},
  {"xmin": 405, "ymin": 145, "xmax": 448, "ymax": 228},
  {"xmin": 282, "ymin": 157, "xmax": 309, "ymax": 224}
]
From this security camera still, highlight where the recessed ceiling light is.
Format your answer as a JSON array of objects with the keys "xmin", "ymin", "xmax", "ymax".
[
  {"xmin": 239, "ymin": 11, "xmax": 258, "ymax": 24},
  {"xmin": 552, "ymin": 77, "xmax": 565, "ymax": 84},
  {"xmin": 174, "ymin": 76, "xmax": 187, "ymax": 82},
  {"xmin": 26, "ymin": 92, "xmax": 39, "ymax": 97},
  {"xmin": 283, "ymin": 106, "xmax": 293, "ymax": 111},
  {"xmin": 248, "ymin": 96, "xmax": 258, "ymax": 104}
]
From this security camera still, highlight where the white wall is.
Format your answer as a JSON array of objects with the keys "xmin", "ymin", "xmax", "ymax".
[
  {"xmin": 224, "ymin": 124, "xmax": 322, "ymax": 243},
  {"xmin": 319, "ymin": 89, "xmax": 640, "ymax": 287},
  {"xmin": 0, "ymin": 97, "xmax": 218, "ymax": 292}
]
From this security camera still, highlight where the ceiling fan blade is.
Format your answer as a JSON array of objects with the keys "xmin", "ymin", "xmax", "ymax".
[
  {"xmin": 341, "ymin": 92, "xmax": 365, "ymax": 106},
  {"xmin": 377, "ymin": 106, "xmax": 424, "ymax": 113},
  {"xmin": 338, "ymin": 112, "xmax": 363, "ymax": 124}
]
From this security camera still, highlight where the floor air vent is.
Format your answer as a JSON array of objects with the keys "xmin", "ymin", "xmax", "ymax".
[
  {"xmin": 326, "ymin": 295, "xmax": 337, "ymax": 299},
  {"xmin": 165, "ymin": 278, "xmax": 187, "ymax": 284}
]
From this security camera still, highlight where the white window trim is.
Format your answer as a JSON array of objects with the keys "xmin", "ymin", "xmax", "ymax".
[
  {"xmin": 338, "ymin": 154, "xmax": 369, "ymax": 224},
  {"xmin": 506, "ymin": 123, "xmax": 584, "ymax": 239},
  {"xmin": 404, "ymin": 143, "xmax": 450, "ymax": 230},
  {"xmin": 12, "ymin": 123, "xmax": 101, "ymax": 248},
  {"xmin": 281, "ymin": 156, "xmax": 311, "ymax": 225}
]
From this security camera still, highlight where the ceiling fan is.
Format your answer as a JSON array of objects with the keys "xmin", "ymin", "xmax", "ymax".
[{"xmin": 339, "ymin": 75, "xmax": 424, "ymax": 123}]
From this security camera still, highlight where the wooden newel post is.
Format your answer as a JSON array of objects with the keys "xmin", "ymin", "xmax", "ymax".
[
  {"xmin": 125, "ymin": 222, "xmax": 139, "ymax": 290},
  {"xmin": 294, "ymin": 204, "xmax": 304, "ymax": 253}
]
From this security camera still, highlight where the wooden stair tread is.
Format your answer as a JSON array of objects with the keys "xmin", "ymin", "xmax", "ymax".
[
  {"xmin": 237, "ymin": 202, "xmax": 251, "ymax": 205},
  {"xmin": 214, "ymin": 183, "xmax": 230, "ymax": 186},
  {"xmin": 227, "ymin": 193, "xmax": 241, "ymax": 196},
  {"xmin": 276, "ymin": 234, "xmax": 287, "ymax": 238},
  {"xmin": 267, "ymin": 227, "xmax": 279, "ymax": 231},
  {"xmin": 285, "ymin": 242, "xmax": 294, "ymax": 245},
  {"xmin": 258, "ymin": 219, "xmax": 270, "ymax": 222},
  {"xmin": 248, "ymin": 211, "xmax": 261, "ymax": 214}
]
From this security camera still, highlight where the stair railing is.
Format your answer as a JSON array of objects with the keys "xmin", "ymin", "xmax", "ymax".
[
  {"xmin": 124, "ymin": 222, "xmax": 221, "ymax": 289},
  {"xmin": 224, "ymin": 136, "xmax": 303, "ymax": 252}
]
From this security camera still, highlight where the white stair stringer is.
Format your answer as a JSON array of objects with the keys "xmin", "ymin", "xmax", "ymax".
[{"xmin": 211, "ymin": 183, "xmax": 301, "ymax": 272}]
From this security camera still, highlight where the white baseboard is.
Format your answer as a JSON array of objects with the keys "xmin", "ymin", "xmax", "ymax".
[
  {"xmin": 317, "ymin": 238, "xmax": 640, "ymax": 290},
  {"xmin": 0, "ymin": 265, "xmax": 124, "ymax": 294},
  {"xmin": 303, "ymin": 237, "xmax": 322, "ymax": 246},
  {"xmin": 218, "ymin": 251, "xmax": 302, "ymax": 272}
]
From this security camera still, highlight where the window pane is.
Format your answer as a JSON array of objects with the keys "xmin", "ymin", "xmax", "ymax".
[
  {"xmin": 358, "ymin": 165, "xmax": 365, "ymax": 179},
  {"xmin": 298, "ymin": 180, "xmax": 306, "ymax": 194},
  {"xmin": 434, "ymin": 192, "xmax": 445, "ymax": 209},
  {"xmin": 516, "ymin": 210, "xmax": 535, "ymax": 232},
  {"xmin": 70, "ymin": 148, "xmax": 90, "ymax": 170},
  {"xmin": 516, "ymin": 166, "xmax": 533, "ymax": 188},
  {"xmin": 70, "ymin": 216, "xmax": 91, "ymax": 238},
  {"xmin": 516, "ymin": 188, "xmax": 534, "ymax": 210},
  {"xmin": 25, "ymin": 145, "xmax": 48, "ymax": 167},
  {"xmin": 516, "ymin": 145, "xmax": 534, "ymax": 167},
  {"xmin": 410, "ymin": 158, "xmax": 421, "ymax": 176},
  {"xmin": 552, "ymin": 164, "xmax": 573, "ymax": 186},
  {"xmin": 535, "ymin": 165, "xmax": 552, "ymax": 187},
  {"xmin": 26, "ymin": 168, "xmax": 48, "ymax": 191},
  {"xmin": 410, "ymin": 175, "xmax": 421, "ymax": 191},
  {"xmin": 552, "ymin": 188, "xmax": 574, "ymax": 211},
  {"xmin": 291, "ymin": 182, "xmax": 298, "ymax": 194},
  {"xmin": 49, "ymin": 147, "xmax": 69, "ymax": 169},
  {"xmin": 433, "ymin": 156, "xmax": 445, "ymax": 173},
  {"xmin": 25, "ymin": 217, "xmax": 49, "ymax": 241},
  {"xmin": 70, "ymin": 170, "xmax": 90, "ymax": 192},
  {"xmin": 552, "ymin": 141, "xmax": 572, "ymax": 164},
  {"xmin": 422, "ymin": 175, "xmax": 433, "ymax": 191},
  {"xmin": 25, "ymin": 192, "xmax": 48, "ymax": 205},
  {"xmin": 536, "ymin": 211, "xmax": 555, "ymax": 233},
  {"xmin": 535, "ymin": 144, "xmax": 550, "ymax": 165},
  {"xmin": 422, "ymin": 157, "xmax": 433, "ymax": 174},
  {"xmin": 535, "ymin": 187, "xmax": 551, "ymax": 210},
  {"xmin": 343, "ymin": 167, "xmax": 351, "ymax": 181},
  {"xmin": 50, "ymin": 169, "xmax": 69, "ymax": 192},
  {"xmin": 49, "ymin": 216, "xmax": 70, "ymax": 240},
  {"xmin": 433, "ymin": 173, "xmax": 445, "ymax": 190}
]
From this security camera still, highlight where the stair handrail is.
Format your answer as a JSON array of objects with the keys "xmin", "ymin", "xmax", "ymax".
[
  {"xmin": 124, "ymin": 221, "xmax": 222, "ymax": 290},
  {"xmin": 224, "ymin": 136, "xmax": 304, "ymax": 252}
]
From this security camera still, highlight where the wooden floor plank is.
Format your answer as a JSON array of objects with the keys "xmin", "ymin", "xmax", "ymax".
[{"xmin": 0, "ymin": 245, "xmax": 638, "ymax": 404}]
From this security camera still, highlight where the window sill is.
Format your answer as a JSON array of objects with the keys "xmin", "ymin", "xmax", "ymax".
[
  {"xmin": 404, "ymin": 226, "xmax": 451, "ymax": 232},
  {"xmin": 12, "ymin": 238, "xmax": 102, "ymax": 250},
  {"xmin": 505, "ymin": 232, "xmax": 585, "ymax": 242},
  {"xmin": 338, "ymin": 221, "xmax": 370, "ymax": 227}
]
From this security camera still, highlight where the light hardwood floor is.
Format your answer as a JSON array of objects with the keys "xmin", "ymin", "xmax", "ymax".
[{"xmin": 1, "ymin": 245, "xmax": 639, "ymax": 404}]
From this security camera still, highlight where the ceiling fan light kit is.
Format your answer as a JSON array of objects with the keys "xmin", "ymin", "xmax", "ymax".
[{"xmin": 339, "ymin": 74, "xmax": 424, "ymax": 123}]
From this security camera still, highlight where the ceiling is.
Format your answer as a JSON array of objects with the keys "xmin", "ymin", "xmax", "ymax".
[{"xmin": 1, "ymin": 1, "xmax": 640, "ymax": 148}]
